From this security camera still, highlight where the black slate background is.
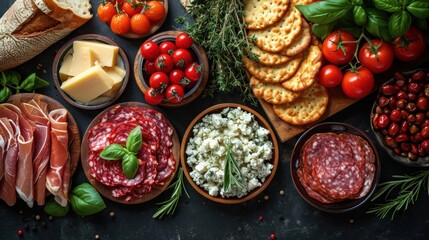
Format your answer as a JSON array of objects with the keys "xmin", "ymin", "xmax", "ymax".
[{"xmin": 0, "ymin": 0, "xmax": 428, "ymax": 239}]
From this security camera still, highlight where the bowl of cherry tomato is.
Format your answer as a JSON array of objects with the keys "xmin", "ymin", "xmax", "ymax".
[
  {"xmin": 134, "ymin": 30, "xmax": 209, "ymax": 107},
  {"xmin": 97, "ymin": 0, "xmax": 168, "ymax": 38}
]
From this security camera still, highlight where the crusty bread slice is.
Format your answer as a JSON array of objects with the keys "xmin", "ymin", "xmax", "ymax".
[{"xmin": 0, "ymin": 0, "xmax": 92, "ymax": 71}]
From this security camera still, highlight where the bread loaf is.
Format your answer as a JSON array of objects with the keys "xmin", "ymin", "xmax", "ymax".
[{"xmin": 0, "ymin": 0, "xmax": 92, "ymax": 71}]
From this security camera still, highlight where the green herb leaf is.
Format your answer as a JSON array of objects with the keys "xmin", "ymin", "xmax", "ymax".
[
  {"xmin": 19, "ymin": 73, "xmax": 35, "ymax": 91},
  {"xmin": 352, "ymin": 0, "xmax": 363, "ymax": 6},
  {"xmin": 406, "ymin": 0, "xmax": 429, "ymax": 19},
  {"xmin": 100, "ymin": 143, "xmax": 126, "ymax": 160},
  {"xmin": 125, "ymin": 126, "xmax": 142, "ymax": 153},
  {"xmin": 0, "ymin": 87, "xmax": 12, "ymax": 103},
  {"xmin": 398, "ymin": 0, "xmax": 410, "ymax": 5},
  {"xmin": 1, "ymin": 72, "xmax": 7, "ymax": 85},
  {"xmin": 122, "ymin": 154, "xmax": 139, "ymax": 179},
  {"xmin": 389, "ymin": 10, "xmax": 412, "ymax": 38},
  {"xmin": 5, "ymin": 70, "xmax": 21, "ymax": 86},
  {"xmin": 374, "ymin": 0, "xmax": 402, "ymax": 12},
  {"xmin": 223, "ymin": 141, "xmax": 245, "ymax": 193},
  {"xmin": 414, "ymin": 16, "xmax": 427, "ymax": 30},
  {"xmin": 353, "ymin": 5, "xmax": 368, "ymax": 26},
  {"xmin": 70, "ymin": 183, "xmax": 106, "ymax": 216},
  {"xmin": 34, "ymin": 76, "xmax": 49, "ymax": 89},
  {"xmin": 44, "ymin": 198, "xmax": 69, "ymax": 217},
  {"xmin": 296, "ymin": 0, "xmax": 352, "ymax": 24},
  {"xmin": 365, "ymin": 8, "xmax": 393, "ymax": 41},
  {"xmin": 311, "ymin": 22, "xmax": 336, "ymax": 39}
]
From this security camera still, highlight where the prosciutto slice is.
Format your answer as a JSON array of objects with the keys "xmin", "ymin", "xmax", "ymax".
[
  {"xmin": 20, "ymin": 100, "xmax": 50, "ymax": 206},
  {"xmin": 0, "ymin": 128, "xmax": 5, "ymax": 181},
  {"xmin": 3, "ymin": 104, "xmax": 36, "ymax": 208},
  {"xmin": 46, "ymin": 109, "xmax": 70, "ymax": 207}
]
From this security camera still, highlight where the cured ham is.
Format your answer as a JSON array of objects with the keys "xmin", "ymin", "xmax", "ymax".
[
  {"xmin": 46, "ymin": 109, "xmax": 70, "ymax": 207},
  {"xmin": 0, "ymin": 128, "xmax": 5, "ymax": 181},
  {"xmin": 20, "ymin": 100, "xmax": 51, "ymax": 206}
]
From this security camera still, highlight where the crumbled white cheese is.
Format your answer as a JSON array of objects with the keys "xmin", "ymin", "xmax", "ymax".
[{"xmin": 186, "ymin": 107, "xmax": 274, "ymax": 198}]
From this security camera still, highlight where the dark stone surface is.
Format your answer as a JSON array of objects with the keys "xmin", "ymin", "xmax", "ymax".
[{"xmin": 1, "ymin": 1, "xmax": 428, "ymax": 239}]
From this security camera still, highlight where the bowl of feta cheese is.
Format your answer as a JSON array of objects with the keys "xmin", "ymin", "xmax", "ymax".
[{"xmin": 181, "ymin": 103, "xmax": 279, "ymax": 204}]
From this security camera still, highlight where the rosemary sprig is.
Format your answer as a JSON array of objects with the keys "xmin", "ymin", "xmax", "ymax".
[
  {"xmin": 153, "ymin": 168, "xmax": 189, "ymax": 219},
  {"xmin": 178, "ymin": 0, "xmax": 258, "ymax": 105},
  {"xmin": 367, "ymin": 169, "xmax": 429, "ymax": 220},
  {"xmin": 223, "ymin": 141, "xmax": 245, "ymax": 193}
]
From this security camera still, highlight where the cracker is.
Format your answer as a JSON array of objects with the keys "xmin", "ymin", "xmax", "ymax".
[
  {"xmin": 292, "ymin": 0, "xmax": 319, "ymax": 5},
  {"xmin": 246, "ymin": 43, "xmax": 293, "ymax": 66},
  {"xmin": 243, "ymin": 53, "xmax": 303, "ymax": 83},
  {"xmin": 273, "ymin": 82, "xmax": 329, "ymax": 125},
  {"xmin": 248, "ymin": 5, "xmax": 302, "ymax": 53},
  {"xmin": 281, "ymin": 43, "xmax": 322, "ymax": 92},
  {"xmin": 250, "ymin": 75, "xmax": 300, "ymax": 104},
  {"xmin": 280, "ymin": 19, "xmax": 311, "ymax": 57},
  {"xmin": 244, "ymin": 0, "xmax": 290, "ymax": 30}
]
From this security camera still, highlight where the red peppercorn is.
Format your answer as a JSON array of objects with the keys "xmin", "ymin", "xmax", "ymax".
[
  {"xmin": 270, "ymin": 233, "xmax": 276, "ymax": 239},
  {"xmin": 18, "ymin": 230, "xmax": 23, "ymax": 237},
  {"xmin": 258, "ymin": 215, "xmax": 263, "ymax": 221}
]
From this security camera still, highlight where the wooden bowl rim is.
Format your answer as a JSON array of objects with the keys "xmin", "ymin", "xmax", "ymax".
[
  {"xmin": 81, "ymin": 102, "xmax": 180, "ymax": 204},
  {"xmin": 180, "ymin": 103, "xmax": 279, "ymax": 204}
]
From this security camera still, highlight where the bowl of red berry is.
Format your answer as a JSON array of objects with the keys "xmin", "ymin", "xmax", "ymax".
[
  {"xmin": 134, "ymin": 30, "xmax": 209, "ymax": 107},
  {"xmin": 97, "ymin": 0, "xmax": 168, "ymax": 38}
]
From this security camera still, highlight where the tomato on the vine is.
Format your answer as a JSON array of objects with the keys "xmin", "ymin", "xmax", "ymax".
[
  {"xmin": 130, "ymin": 14, "xmax": 150, "ymax": 35},
  {"xmin": 185, "ymin": 62, "xmax": 203, "ymax": 83},
  {"xmin": 176, "ymin": 33, "xmax": 193, "ymax": 49},
  {"xmin": 140, "ymin": 41, "xmax": 159, "ymax": 61},
  {"xmin": 342, "ymin": 67, "xmax": 374, "ymax": 99},
  {"xmin": 358, "ymin": 39, "xmax": 394, "ymax": 74},
  {"xmin": 322, "ymin": 30, "xmax": 357, "ymax": 65},
  {"xmin": 159, "ymin": 41, "xmax": 177, "ymax": 55},
  {"xmin": 318, "ymin": 64, "xmax": 343, "ymax": 88},
  {"xmin": 145, "ymin": 87, "xmax": 164, "ymax": 105},
  {"xmin": 144, "ymin": 1, "xmax": 166, "ymax": 22},
  {"xmin": 149, "ymin": 72, "xmax": 169, "ymax": 90},
  {"xmin": 121, "ymin": 0, "xmax": 143, "ymax": 17},
  {"xmin": 393, "ymin": 26, "xmax": 427, "ymax": 62},
  {"xmin": 97, "ymin": 2, "xmax": 116, "ymax": 23},
  {"xmin": 110, "ymin": 13, "xmax": 131, "ymax": 35},
  {"xmin": 155, "ymin": 53, "xmax": 174, "ymax": 73},
  {"xmin": 165, "ymin": 84, "xmax": 185, "ymax": 103},
  {"xmin": 172, "ymin": 49, "xmax": 192, "ymax": 69},
  {"xmin": 144, "ymin": 61, "xmax": 157, "ymax": 75},
  {"xmin": 169, "ymin": 69, "xmax": 188, "ymax": 87}
]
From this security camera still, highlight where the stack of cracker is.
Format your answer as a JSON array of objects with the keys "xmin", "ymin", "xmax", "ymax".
[{"xmin": 243, "ymin": 0, "xmax": 329, "ymax": 126}]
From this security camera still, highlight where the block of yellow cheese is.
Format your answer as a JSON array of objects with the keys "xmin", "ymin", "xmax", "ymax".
[
  {"xmin": 102, "ymin": 66, "xmax": 126, "ymax": 97},
  {"xmin": 73, "ymin": 40, "xmax": 119, "ymax": 67},
  {"xmin": 69, "ymin": 47, "xmax": 97, "ymax": 76},
  {"xmin": 61, "ymin": 65, "xmax": 114, "ymax": 103},
  {"xmin": 59, "ymin": 54, "xmax": 73, "ymax": 81}
]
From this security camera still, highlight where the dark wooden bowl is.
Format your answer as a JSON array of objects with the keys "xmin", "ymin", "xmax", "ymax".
[
  {"xmin": 134, "ymin": 30, "xmax": 209, "ymax": 107},
  {"xmin": 181, "ymin": 103, "xmax": 279, "ymax": 204},
  {"xmin": 81, "ymin": 102, "xmax": 180, "ymax": 204}
]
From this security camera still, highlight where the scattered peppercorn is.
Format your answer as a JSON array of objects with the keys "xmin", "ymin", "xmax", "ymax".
[
  {"xmin": 237, "ymin": 227, "xmax": 242, "ymax": 232},
  {"xmin": 258, "ymin": 215, "xmax": 263, "ymax": 221},
  {"xmin": 35, "ymin": 215, "xmax": 41, "ymax": 221},
  {"xmin": 19, "ymin": 210, "xmax": 23, "ymax": 215},
  {"xmin": 48, "ymin": 216, "xmax": 53, "ymax": 221},
  {"xmin": 349, "ymin": 218, "xmax": 354, "ymax": 224},
  {"xmin": 270, "ymin": 233, "xmax": 276, "ymax": 239},
  {"xmin": 95, "ymin": 234, "xmax": 100, "ymax": 239},
  {"xmin": 17, "ymin": 230, "xmax": 23, "ymax": 237},
  {"xmin": 279, "ymin": 190, "xmax": 285, "ymax": 196},
  {"xmin": 109, "ymin": 212, "xmax": 115, "ymax": 219},
  {"xmin": 264, "ymin": 195, "xmax": 269, "ymax": 200}
]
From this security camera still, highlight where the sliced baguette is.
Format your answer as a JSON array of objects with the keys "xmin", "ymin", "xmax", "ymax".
[{"xmin": 0, "ymin": 0, "xmax": 92, "ymax": 71}]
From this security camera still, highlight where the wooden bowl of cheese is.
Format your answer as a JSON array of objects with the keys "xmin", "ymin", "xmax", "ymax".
[{"xmin": 52, "ymin": 34, "xmax": 130, "ymax": 110}]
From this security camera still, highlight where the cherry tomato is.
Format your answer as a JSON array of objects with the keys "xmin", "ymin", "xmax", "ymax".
[
  {"xmin": 172, "ymin": 49, "xmax": 192, "ymax": 69},
  {"xmin": 318, "ymin": 64, "xmax": 343, "ymax": 88},
  {"xmin": 130, "ymin": 13, "xmax": 150, "ymax": 35},
  {"xmin": 121, "ymin": 0, "xmax": 143, "ymax": 17},
  {"xmin": 97, "ymin": 2, "xmax": 117, "ymax": 23},
  {"xmin": 159, "ymin": 41, "xmax": 177, "ymax": 55},
  {"xmin": 140, "ymin": 41, "xmax": 160, "ymax": 61},
  {"xmin": 144, "ymin": 1, "xmax": 166, "ymax": 22},
  {"xmin": 144, "ymin": 61, "xmax": 157, "ymax": 75},
  {"xmin": 165, "ymin": 84, "xmax": 185, "ymax": 103},
  {"xmin": 149, "ymin": 71, "xmax": 169, "ymax": 90},
  {"xmin": 322, "ymin": 30, "xmax": 357, "ymax": 65},
  {"xmin": 155, "ymin": 53, "xmax": 174, "ymax": 73},
  {"xmin": 176, "ymin": 33, "xmax": 194, "ymax": 49},
  {"xmin": 393, "ymin": 26, "xmax": 427, "ymax": 62},
  {"xmin": 110, "ymin": 13, "xmax": 131, "ymax": 35},
  {"xmin": 169, "ymin": 69, "xmax": 188, "ymax": 87},
  {"xmin": 358, "ymin": 39, "xmax": 394, "ymax": 74},
  {"xmin": 145, "ymin": 87, "xmax": 164, "ymax": 105},
  {"xmin": 342, "ymin": 67, "xmax": 374, "ymax": 99},
  {"xmin": 185, "ymin": 62, "xmax": 202, "ymax": 82}
]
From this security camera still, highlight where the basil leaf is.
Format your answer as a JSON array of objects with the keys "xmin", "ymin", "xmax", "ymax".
[
  {"xmin": 389, "ymin": 10, "xmax": 411, "ymax": 38},
  {"xmin": 1, "ymin": 72, "xmax": 7, "ymax": 85},
  {"xmin": 5, "ymin": 70, "xmax": 20, "ymax": 86},
  {"xmin": 70, "ymin": 183, "xmax": 106, "ymax": 216},
  {"xmin": 353, "ymin": 5, "xmax": 368, "ymax": 25},
  {"xmin": 407, "ymin": 1, "xmax": 429, "ymax": 19},
  {"xmin": 125, "ymin": 126, "xmax": 142, "ymax": 153},
  {"xmin": 374, "ymin": 0, "xmax": 402, "ymax": 12},
  {"xmin": 365, "ymin": 8, "xmax": 393, "ymax": 41},
  {"xmin": 311, "ymin": 22, "xmax": 336, "ymax": 39},
  {"xmin": 352, "ymin": 0, "xmax": 363, "ymax": 6},
  {"xmin": 415, "ymin": 17, "xmax": 427, "ymax": 30},
  {"xmin": 100, "ymin": 143, "xmax": 126, "ymax": 160},
  {"xmin": 398, "ymin": 0, "xmax": 410, "ymax": 5},
  {"xmin": 44, "ymin": 198, "xmax": 69, "ymax": 217},
  {"xmin": 20, "ymin": 73, "xmax": 35, "ymax": 91},
  {"xmin": 122, "ymin": 154, "xmax": 139, "ymax": 179},
  {"xmin": 0, "ymin": 87, "xmax": 12, "ymax": 103},
  {"xmin": 342, "ymin": 27, "xmax": 364, "ymax": 38},
  {"xmin": 296, "ymin": 0, "xmax": 352, "ymax": 24},
  {"xmin": 34, "ymin": 76, "xmax": 49, "ymax": 89}
]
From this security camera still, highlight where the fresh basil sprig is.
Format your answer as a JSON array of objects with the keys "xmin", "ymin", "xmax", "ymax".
[
  {"xmin": 0, "ymin": 70, "xmax": 49, "ymax": 103},
  {"xmin": 100, "ymin": 126, "xmax": 142, "ymax": 179},
  {"xmin": 44, "ymin": 198, "xmax": 70, "ymax": 217}
]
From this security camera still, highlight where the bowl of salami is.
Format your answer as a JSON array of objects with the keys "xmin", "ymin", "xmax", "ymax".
[
  {"xmin": 290, "ymin": 122, "xmax": 381, "ymax": 213},
  {"xmin": 81, "ymin": 102, "xmax": 180, "ymax": 204}
]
